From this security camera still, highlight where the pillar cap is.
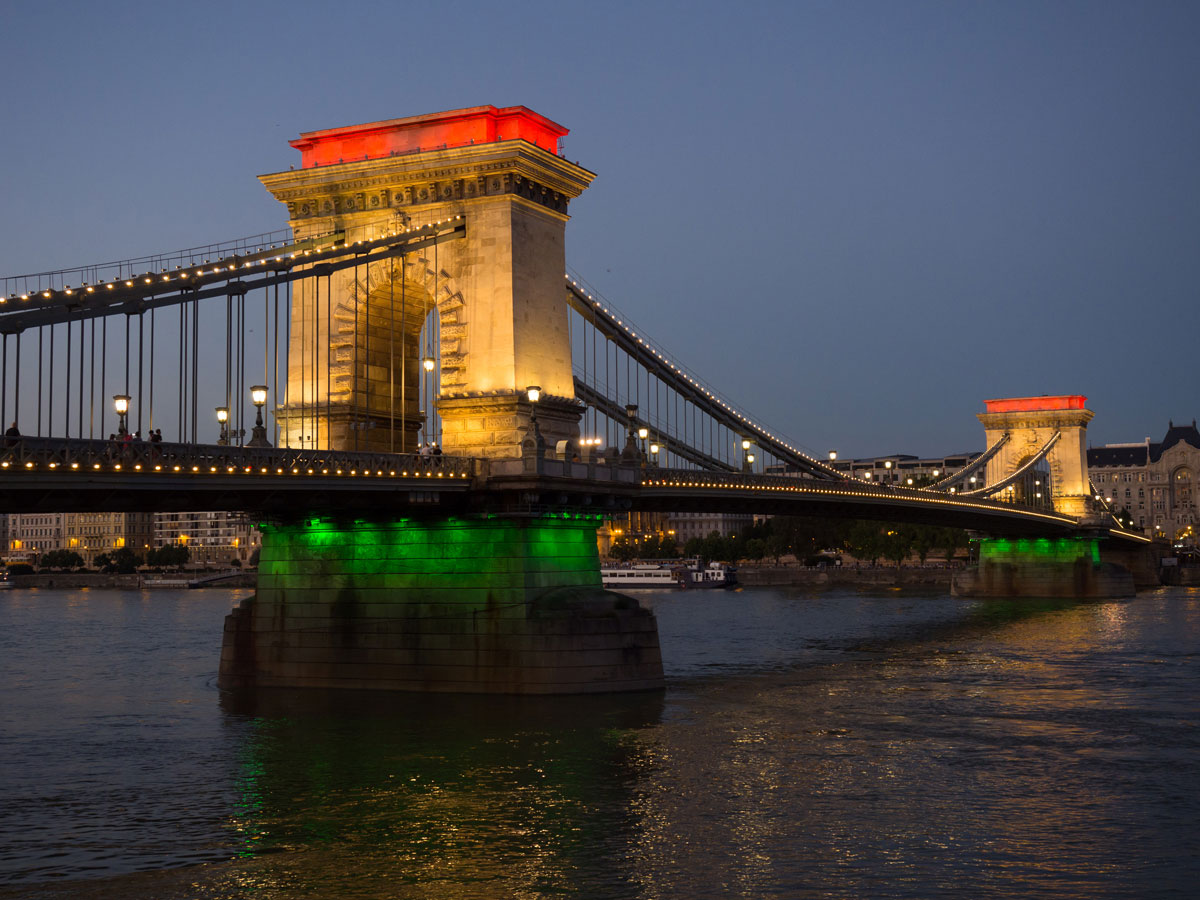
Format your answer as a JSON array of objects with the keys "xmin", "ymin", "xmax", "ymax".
[
  {"xmin": 289, "ymin": 106, "xmax": 570, "ymax": 169},
  {"xmin": 984, "ymin": 395, "xmax": 1086, "ymax": 413}
]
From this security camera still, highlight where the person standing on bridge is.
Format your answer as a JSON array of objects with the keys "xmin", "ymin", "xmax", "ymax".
[{"xmin": 5, "ymin": 422, "xmax": 19, "ymax": 447}]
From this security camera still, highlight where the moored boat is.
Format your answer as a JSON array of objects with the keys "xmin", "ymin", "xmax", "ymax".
[{"xmin": 601, "ymin": 560, "xmax": 737, "ymax": 590}]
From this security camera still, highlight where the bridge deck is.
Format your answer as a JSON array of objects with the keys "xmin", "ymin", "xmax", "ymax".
[{"xmin": 0, "ymin": 438, "xmax": 1153, "ymax": 541}]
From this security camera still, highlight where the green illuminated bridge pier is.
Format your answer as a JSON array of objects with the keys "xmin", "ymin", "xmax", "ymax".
[{"xmin": 0, "ymin": 106, "xmax": 1156, "ymax": 694}]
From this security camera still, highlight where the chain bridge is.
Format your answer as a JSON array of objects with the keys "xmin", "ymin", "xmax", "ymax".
[{"xmin": 0, "ymin": 106, "xmax": 1152, "ymax": 694}]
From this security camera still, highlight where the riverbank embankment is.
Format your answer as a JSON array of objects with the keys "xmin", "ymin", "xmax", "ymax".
[
  {"xmin": 736, "ymin": 565, "xmax": 956, "ymax": 589},
  {"xmin": 7, "ymin": 573, "xmax": 258, "ymax": 590}
]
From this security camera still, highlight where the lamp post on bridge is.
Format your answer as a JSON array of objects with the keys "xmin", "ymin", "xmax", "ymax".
[
  {"xmin": 525, "ymin": 385, "xmax": 545, "ymax": 457},
  {"xmin": 113, "ymin": 395, "xmax": 130, "ymax": 436},
  {"xmin": 621, "ymin": 404, "xmax": 643, "ymax": 464},
  {"xmin": 248, "ymin": 386, "xmax": 272, "ymax": 448},
  {"xmin": 422, "ymin": 356, "xmax": 436, "ymax": 448},
  {"xmin": 742, "ymin": 439, "xmax": 754, "ymax": 474},
  {"xmin": 215, "ymin": 407, "xmax": 230, "ymax": 446},
  {"xmin": 648, "ymin": 438, "xmax": 662, "ymax": 468}
]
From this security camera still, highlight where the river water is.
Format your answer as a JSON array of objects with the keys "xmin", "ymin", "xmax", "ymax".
[{"xmin": 1, "ymin": 585, "xmax": 1197, "ymax": 899}]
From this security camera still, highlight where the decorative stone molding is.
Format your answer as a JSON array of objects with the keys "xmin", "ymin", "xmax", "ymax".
[{"xmin": 261, "ymin": 142, "xmax": 593, "ymax": 224}]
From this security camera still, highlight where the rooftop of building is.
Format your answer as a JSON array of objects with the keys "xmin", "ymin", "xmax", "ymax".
[{"xmin": 1087, "ymin": 419, "xmax": 1200, "ymax": 468}]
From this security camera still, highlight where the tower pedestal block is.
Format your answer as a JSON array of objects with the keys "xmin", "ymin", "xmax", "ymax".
[
  {"xmin": 952, "ymin": 536, "xmax": 1134, "ymax": 599},
  {"xmin": 218, "ymin": 515, "xmax": 663, "ymax": 694}
]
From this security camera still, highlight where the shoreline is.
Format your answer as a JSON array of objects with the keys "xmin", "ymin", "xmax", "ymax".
[
  {"xmin": 735, "ymin": 564, "xmax": 956, "ymax": 589},
  {"xmin": 5, "ymin": 573, "xmax": 257, "ymax": 590}
]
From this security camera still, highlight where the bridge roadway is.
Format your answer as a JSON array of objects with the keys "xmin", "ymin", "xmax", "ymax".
[{"xmin": 0, "ymin": 436, "xmax": 1133, "ymax": 538}]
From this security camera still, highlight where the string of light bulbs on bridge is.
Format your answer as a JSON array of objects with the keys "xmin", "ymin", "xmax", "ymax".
[{"xmin": 0, "ymin": 218, "xmax": 465, "ymax": 312}]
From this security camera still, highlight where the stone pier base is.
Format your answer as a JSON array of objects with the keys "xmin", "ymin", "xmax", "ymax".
[
  {"xmin": 218, "ymin": 516, "xmax": 663, "ymax": 694},
  {"xmin": 952, "ymin": 536, "xmax": 1134, "ymax": 599}
]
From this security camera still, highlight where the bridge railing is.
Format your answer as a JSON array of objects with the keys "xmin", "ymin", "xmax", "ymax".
[
  {"xmin": 638, "ymin": 467, "xmax": 1066, "ymax": 515},
  {"xmin": 0, "ymin": 436, "xmax": 475, "ymax": 479},
  {"xmin": 486, "ymin": 456, "xmax": 642, "ymax": 484}
]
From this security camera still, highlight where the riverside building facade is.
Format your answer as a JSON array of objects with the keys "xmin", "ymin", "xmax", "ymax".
[{"xmin": 1087, "ymin": 420, "xmax": 1200, "ymax": 543}]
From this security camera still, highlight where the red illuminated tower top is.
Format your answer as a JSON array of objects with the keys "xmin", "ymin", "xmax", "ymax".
[
  {"xmin": 289, "ymin": 105, "xmax": 569, "ymax": 168},
  {"xmin": 983, "ymin": 395, "xmax": 1087, "ymax": 414}
]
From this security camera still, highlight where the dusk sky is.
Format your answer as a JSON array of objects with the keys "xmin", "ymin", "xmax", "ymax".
[{"xmin": 3, "ymin": 0, "xmax": 1197, "ymax": 458}]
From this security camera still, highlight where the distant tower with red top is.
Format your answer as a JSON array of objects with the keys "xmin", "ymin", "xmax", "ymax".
[{"xmin": 977, "ymin": 395, "xmax": 1095, "ymax": 518}]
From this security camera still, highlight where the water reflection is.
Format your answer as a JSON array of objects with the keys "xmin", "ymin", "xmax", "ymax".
[
  {"xmin": 3, "ymin": 588, "xmax": 1199, "ymax": 899},
  {"xmin": 215, "ymin": 688, "xmax": 664, "ymax": 898}
]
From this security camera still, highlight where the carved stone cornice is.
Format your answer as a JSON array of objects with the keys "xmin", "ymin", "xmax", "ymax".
[
  {"xmin": 978, "ymin": 409, "xmax": 1094, "ymax": 431},
  {"xmin": 437, "ymin": 390, "xmax": 584, "ymax": 414},
  {"xmin": 260, "ymin": 142, "xmax": 594, "ymax": 223}
]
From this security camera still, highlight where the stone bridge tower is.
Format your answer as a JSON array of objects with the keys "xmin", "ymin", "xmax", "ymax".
[
  {"xmin": 977, "ymin": 395, "xmax": 1094, "ymax": 519},
  {"xmin": 259, "ymin": 106, "xmax": 595, "ymax": 458}
]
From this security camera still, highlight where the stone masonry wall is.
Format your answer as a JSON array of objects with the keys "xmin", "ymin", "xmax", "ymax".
[{"xmin": 219, "ymin": 516, "xmax": 663, "ymax": 694}]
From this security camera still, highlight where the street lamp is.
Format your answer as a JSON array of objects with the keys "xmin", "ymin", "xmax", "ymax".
[
  {"xmin": 215, "ymin": 406, "xmax": 230, "ymax": 445},
  {"xmin": 829, "ymin": 450, "xmax": 838, "ymax": 462},
  {"xmin": 422, "ymin": 357, "xmax": 435, "ymax": 372},
  {"xmin": 113, "ymin": 394, "xmax": 130, "ymax": 435},
  {"xmin": 620, "ymin": 404, "xmax": 641, "ymax": 461},
  {"xmin": 248, "ymin": 386, "xmax": 271, "ymax": 448},
  {"xmin": 524, "ymin": 385, "xmax": 544, "ymax": 459},
  {"xmin": 742, "ymin": 438, "xmax": 754, "ymax": 473}
]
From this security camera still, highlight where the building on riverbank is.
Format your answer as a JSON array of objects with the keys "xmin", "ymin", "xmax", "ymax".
[
  {"xmin": 63, "ymin": 513, "xmax": 155, "ymax": 566},
  {"xmin": 7, "ymin": 512, "xmax": 155, "ymax": 566},
  {"xmin": 6, "ymin": 514, "xmax": 64, "ymax": 564},
  {"xmin": 1087, "ymin": 419, "xmax": 1199, "ymax": 543},
  {"xmin": 153, "ymin": 511, "xmax": 261, "ymax": 565},
  {"xmin": 666, "ymin": 511, "xmax": 755, "ymax": 545}
]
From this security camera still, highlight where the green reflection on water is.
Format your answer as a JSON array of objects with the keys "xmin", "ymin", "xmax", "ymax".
[{"xmin": 220, "ymin": 689, "xmax": 664, "ymax": 895}]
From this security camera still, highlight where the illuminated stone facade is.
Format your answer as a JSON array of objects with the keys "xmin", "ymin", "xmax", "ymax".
[
  {"xmin": 64, "ymin": 512, "xmax": 154, "ymax": 566},
  {"xmin": 259, "ymin": 106, "xmax": 595, "ymax": 459},
  {"xmin": 978, "ymin": 396, "xmax": 1094, "ymax": 519},
  {"xmin": 1087, "ymin": 420, "xmax": 1200, "ymax": 542}
]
